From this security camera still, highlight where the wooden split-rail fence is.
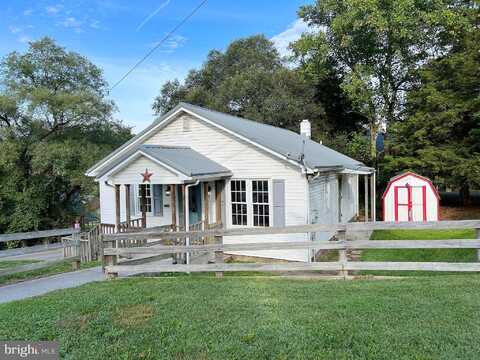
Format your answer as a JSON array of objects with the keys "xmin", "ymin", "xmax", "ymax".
[
  {"xmin": 0, "ymin": 228, "xmax": 82, "ymax": 277},
  {"xmin": 102, "ymin": 219, "xmax": 480, "ymax": 278}
]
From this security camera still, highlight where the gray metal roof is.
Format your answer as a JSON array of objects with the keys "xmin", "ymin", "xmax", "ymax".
[
  {"xmin": 178, "ymin": 103, "xmax": 368, "ymax": 171},
  {"xmin": 102, "ymin": 145, "xmax": 231, "ymax": 178},
  {"xmin": 88, "ymin": 102, "xmax": 370, "ymax": 177},
  {"xmin": 140, "ymin": 145, "xmax": 230, "ymax": 177}
]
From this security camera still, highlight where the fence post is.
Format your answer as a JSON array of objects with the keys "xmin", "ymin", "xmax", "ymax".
[
  {"xmin": 102, "ymin": 235, "xmax": 118, "ymax": 279},
  {"xmin": 71, "ymin": 232, "xmax": 81, "ymax": 270},
  {"xmin": 337, "ymin": 229, "xmax": 348, "ymax": 279},
  {"xmin": 476, "ymin": 228, "xmax": 480, "ymax": 261},
  {"xmin": 215, "ymin": 235, "xmax": 224, "ymax": 278}
]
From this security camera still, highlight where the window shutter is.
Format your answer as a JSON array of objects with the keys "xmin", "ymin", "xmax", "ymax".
[
  {"xmin": 129, "ymin": 184, "xmax": 136, "ymax": 216},
  {"xmin": 153, "ymin": 184, "xmax": 163, "ymax": 216},
  {"xmin": 273, "ymin": 179, "xmax": 286, "ymax": 227}
]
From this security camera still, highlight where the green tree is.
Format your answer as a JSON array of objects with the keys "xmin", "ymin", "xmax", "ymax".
[
  {"xmin": 152, "ymin": 35, "xmax": 329, "ymax": 135},
  {"xmin": 384, "ymin": 24, "xmax": 480, "ymax": 204},
  {"xmin": 0, "ymin": 37, "xmax": 132, "ymax": 233},
  {"xmin": 292, "ymin": 0, "xmax": 472, "ymax": 160}
]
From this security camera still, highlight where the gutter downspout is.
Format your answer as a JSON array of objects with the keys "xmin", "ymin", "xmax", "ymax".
[{"xmin": 185, "ymin": 179, "xmax": 200, "ymax": 265}]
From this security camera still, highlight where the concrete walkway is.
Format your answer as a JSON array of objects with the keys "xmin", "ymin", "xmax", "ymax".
[{"xmin": 0, "ymin": 266, "xmax": 105, "ymax": 304}]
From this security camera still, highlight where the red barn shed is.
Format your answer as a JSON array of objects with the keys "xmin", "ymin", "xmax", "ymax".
[{"xmin": 382, "ymin": 172, "xmax": 440, "ymax": 222}]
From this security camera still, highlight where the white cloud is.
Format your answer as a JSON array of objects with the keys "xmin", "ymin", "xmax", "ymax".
[
  {"xmin": 62, "ymin": 17, "xmax": 81, "ymax": 28},
  {"xmin": 46, "ymin": 5, "xmax": 62, "ymax": 15},
  {"xmin": 136, "ymin": 0, "xmax": 171, "ymax": 31},
  {"xmin": 23, "ymin": 8, "xmax": 33, "ymax": 16},
  {"xmin": 271, "ymin": 19, "xmax": 309, "ymax": 57},
  {"xmin": 60, "ymin": 16, "xmax": 83, "ymax": 33},
  {"xmin": 19, "ymin": 35, "xmax": 31, "ymax": 44},
  {"xmin": 9, "ymin": 26, "xmax": 22, "ymax": 34},
  {"xmin": 90, "ymin": 20, "xmax": 101, "ymax": 29}
]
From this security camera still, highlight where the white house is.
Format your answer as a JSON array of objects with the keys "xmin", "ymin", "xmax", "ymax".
[
  {"xmin": 382, "ymin": 171, "xmax": 440, "ymax": 222},
  {"xmin": 86, "ymin": 103, "xmax": 375, "ymax": 262}
]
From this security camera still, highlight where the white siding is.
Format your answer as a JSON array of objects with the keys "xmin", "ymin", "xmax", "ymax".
[
  {"xmin": 340, "ymin": 174, "xmax": 358, "ymax": 223},
  {"xmin": 143, "ymin": 114, "xmax": 309, "ymax": 261},
  {"xmin": 308, "ymin": 173, "xmax": 339, "ymax": 243},
  {"xmin": 110, "ymin": 156, "xmax": 183, "ymax": 185},
  {"xmin": 100, "ymin": 156, "xmax": 181, "ymax": 227}
]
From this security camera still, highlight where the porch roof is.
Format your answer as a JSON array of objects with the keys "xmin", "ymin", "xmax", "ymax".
[{"xmin": 101, "ymin": 145, "xmax": 232, "ymax": 180}]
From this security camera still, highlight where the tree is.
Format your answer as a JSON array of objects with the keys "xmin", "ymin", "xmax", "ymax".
[
  {"xmin": 0, "ymin": 37, "xmax": 132, "ymax": 233},
  {"xmin": 152, "ymin": 35, "xmax": 329, "ymax": 136},
  {"xmin": 292, "ymin": 0, "xmax": 472, "ymax": 160},
  {"xmin": 384, "ymin": 22, "xmax": 480, "ymax": 204}
]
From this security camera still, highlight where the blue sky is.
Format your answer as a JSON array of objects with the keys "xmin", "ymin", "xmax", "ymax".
[{"xmin": 1, "ymin": 0, "xmax": 311, "ymax": 132}]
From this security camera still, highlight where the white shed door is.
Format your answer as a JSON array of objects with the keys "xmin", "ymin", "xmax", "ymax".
[{"xmin": 394, "ymin": 185, "xmax": 426, "ymax": 222}]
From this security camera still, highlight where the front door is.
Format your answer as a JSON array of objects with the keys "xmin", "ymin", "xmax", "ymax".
[{"xmin": 188, "ymin": 184, "xmax": 202, "ymax": 225}]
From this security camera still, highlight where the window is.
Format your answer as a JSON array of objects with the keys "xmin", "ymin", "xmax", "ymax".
[
  {"xmin": 231, "ymin": 180, "xmax": 247, "ymax": 225},
  {"xmin": 230, "ymin": 179, "xmax": 271, "ymax": 227},
  {"xmin": 252, "ymin": 180, "xmax": 269, "ymax": 226},
  {"xmin": 138, "ymin": 184, "xmax": 152, "ymax": 213}
]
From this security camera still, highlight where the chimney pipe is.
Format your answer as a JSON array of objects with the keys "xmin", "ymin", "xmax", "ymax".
[{"xmin": 300, "ymin": 119, "xmax": 311, "ymax": 139}]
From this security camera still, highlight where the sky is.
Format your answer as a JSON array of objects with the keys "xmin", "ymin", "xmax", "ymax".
[{"xmin": 1, "ymin": 0, "xmax": 312, "ymax": 133}]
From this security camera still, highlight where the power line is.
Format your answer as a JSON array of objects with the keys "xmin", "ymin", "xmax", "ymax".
[{"xmin": 109, "ymin": 0, "xmax": 208, "ymax": 91}]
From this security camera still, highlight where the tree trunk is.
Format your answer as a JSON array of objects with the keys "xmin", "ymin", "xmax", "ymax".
[{"xmin": 459, "ymin": 183, "xmax": 471, "ymax": 206}]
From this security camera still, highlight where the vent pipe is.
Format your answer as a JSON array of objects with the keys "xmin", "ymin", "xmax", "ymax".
[{"xmin": 300, "ymin": 119, "xmax": 311, "ymax": 139}]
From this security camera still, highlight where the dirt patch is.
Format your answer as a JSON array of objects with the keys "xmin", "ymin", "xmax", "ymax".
[
  {"xmin": 57, "ymin": 313, "xmax": 93, "ymax": 331},
  {"xmin": 224, "ymin": 254, "xmax": 290, "ymax": 263},
  {"xmin": 114, "ymin": 304, "xmax": 155, "ymax": 327},
  {"xmin": 440, "ymin": 206, "xmax": 480, "ymax": 220}
]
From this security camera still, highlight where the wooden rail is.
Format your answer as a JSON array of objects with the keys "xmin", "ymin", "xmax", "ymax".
[
  {"xmin": 102, "ymin": 220, "xmax": 480, "ymax": 278},
  {"xmin": 0, "ymin": 228, "xmax": 79, "ymax": 243}
]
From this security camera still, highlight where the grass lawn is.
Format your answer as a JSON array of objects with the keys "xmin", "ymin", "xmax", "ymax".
[
  {"xmin": 1, "ymin": 276, "xmax": 480, "ymax": 359},
  {"xmin": 360, "ymin": 229, "xmax": 477, "ymax": 276},
  {"xmin": 0, "ymin": 259, "xmax": 39, "ymax": 269},
  {"xmin": 0, "ymin": 260, "xmax": 100, "ymax": 286}
]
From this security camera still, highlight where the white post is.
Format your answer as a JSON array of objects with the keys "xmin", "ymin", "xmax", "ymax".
[
  {"xmin": 185, "ymin": 185, "xmax": 190, "ymax": 265},
  {"xmin": 184, "ymin": 180, "xmax": 200, "ymax": 265},
  {"xmin": 364, "ymin": 175, "xmax": 369, "ymax": 222},
  {"xmin": 371, "ymin": 172, "xmax": 376, "ymax": 222}
]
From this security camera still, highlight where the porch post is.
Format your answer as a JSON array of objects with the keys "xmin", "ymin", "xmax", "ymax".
[
  {"xmin": 371, "ymin": 172, "xmax": 376, "ymax": 222},
  {"xmin": 115, "ymin": 184, "xmax": 121, "ymax": 232},
  {"xmin": 140, "ymin": 185, "xmax": 147, "ymax": 228},
  {"xmin": 364, "ymin": 175, "xmax": 369, "ymax": 222},
  {"xmin": 215, "ymin": 180, "xmax": 223, "ymax": 225},
  {"xmin": 203, "ymin": 182, "xmax": 209, "ymax": 228},
  {"xmin": 170, "ymin": 185, "xmax": 177, "ymax": 230},
  {"xmin": 125, "ymin": 184, "xmax": 131, "ymax": 225}
]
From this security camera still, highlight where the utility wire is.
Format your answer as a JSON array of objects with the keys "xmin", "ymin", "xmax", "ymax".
[{"xmin": 109, "ymin": 0, "xmax": 208, "ymax": 91}]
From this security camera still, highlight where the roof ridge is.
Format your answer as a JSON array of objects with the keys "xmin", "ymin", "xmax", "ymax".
[
  {"xmin": 141, "ymin": 144, "xmax": 190, "ymax": 149},
  {"xmin": 179, "ymin": 102, "xmax": 303, "ymax": 137}
]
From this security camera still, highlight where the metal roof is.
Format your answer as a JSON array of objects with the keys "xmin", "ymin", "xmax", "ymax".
[
  {"xmin": 87, "ymin": 102, "xmax": 371, "ymax": 177},
  {"xmin": 178, "ymin": 103, "xmax": 368, "ymax": 171},
  {"xmin": 103, "ymin": 145, "xmax": 231, "ymax": 178}
]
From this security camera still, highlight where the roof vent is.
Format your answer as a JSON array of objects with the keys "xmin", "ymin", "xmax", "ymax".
[{"xmin": 300, "ymin": 119, "xmax": 311, "ymax": 139}]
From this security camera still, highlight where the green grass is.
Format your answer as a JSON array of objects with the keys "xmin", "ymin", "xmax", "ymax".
[
  {"xmin": 360, "ymin": 229, "xmax": 476, "ymax": 276},
  {"xmin": 0, "ymin": 260, "xmax": 100, "ymax": 286},
  {"xmin": 0, "ymin": 259, "xmax": 39, "ymax": 269},
  {"xmin": 1, "ymin": 276, "xmax": 480, "ymax": 359}
]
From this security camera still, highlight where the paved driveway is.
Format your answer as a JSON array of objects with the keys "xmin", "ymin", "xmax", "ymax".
[{"xmin": 0, "ymin": 266, "xmax": 105, "ymax": 304}]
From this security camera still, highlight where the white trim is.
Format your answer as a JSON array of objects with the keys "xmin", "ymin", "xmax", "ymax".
[
  {"xmin": 87, "ymin": 106, "xmax": 310, "ymax": 177},
  {"xmin": 227, "ymin": 178, "xmax": 273, "ymax": 229},
  {"xmin": 99, "ymin": 150, "xmax": 192, "ymax": 182},
  {"xmin": 87, "ymin": 108, "xmax": 186, "ymax": 177}
]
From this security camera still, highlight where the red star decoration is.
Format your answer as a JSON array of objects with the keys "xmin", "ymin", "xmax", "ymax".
[{"xmin": 141, "ymin": 168, "xmax": 153, "ymax": 183}]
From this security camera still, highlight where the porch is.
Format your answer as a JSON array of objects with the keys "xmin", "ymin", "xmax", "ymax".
[{"xmin": 100, "ymin": 145, "xmax": 231, "ymax": 234}]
